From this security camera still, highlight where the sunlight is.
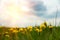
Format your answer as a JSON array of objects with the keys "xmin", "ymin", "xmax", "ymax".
[{"xmin": 5, "ymin": 0, "xmax": 31, "ymax": 27}]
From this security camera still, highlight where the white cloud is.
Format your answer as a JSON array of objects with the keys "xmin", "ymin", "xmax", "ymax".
[
  {"xmin": 41, "ymin": 0, "xmax": 59, "ymax": 15},
  {"xmin": 0, "ymin": 0, "xmax": 60, "ymax": 27},
  {"xmin": 0, "ymin": 0, "xmax": 45, "ymax": 27}
]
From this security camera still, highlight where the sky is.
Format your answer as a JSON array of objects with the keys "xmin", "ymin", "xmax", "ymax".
[{"xmin": 0, "ymin": 0, "xmax": 60, "ymax": 27}]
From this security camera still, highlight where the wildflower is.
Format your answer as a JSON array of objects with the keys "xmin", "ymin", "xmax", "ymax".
[
  {"xmin": 44, "ymin": 21, "xmax": 47, "ymax": 26},
  {"xmin": 19, "ymin": 28, "xmax": 26, "ymax": 34},
  {"xmin": 13, "ymin": 30, "xmax": 18, "ymax": 33},
  {"xmin": 49, "ymin": 26, "xmax": 53, "ymax": 28},
  {"xmin": 27, "ymin": 26, "xmax": 33, "ymax": 32},
  {"xmin": 27, "ymin": 26, "xmax": 32, "ymax": 29},
  {"xmin": 35, "ymin": 28, "xmax": 39, "ymax": 32},
  {"xmin": 9, "ymin": 28, "xmax": 14, "ymax": 31},
  {"xmin": 24, "ymin": 28, "xmax": 27, "ymax": 32},
  {"xmin": 39, "ymin": 29, "xmax": 42, "ymax": 32},
  {"xmin": 40, "ymin": 21, "xmax": 47, "ymax": 29},
  {"xmin": 40, "ymin": 24, "xmax": 46, "ymax": 29},
  {"xmin": 29, "ymin": 29, "xmax": 32, "ymax": 32},
  {"xmin": 19, "ymin": 28, "xmax": 23, "ymax": 32},
  {"xmin": 49, "ymin": 24, "xmax": 53, "ymax": 28}
]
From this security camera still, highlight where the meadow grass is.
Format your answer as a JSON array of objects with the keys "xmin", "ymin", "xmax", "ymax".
[{"xmin": 0, "ymin": 26, "xmax": 60, "ymax": 40}]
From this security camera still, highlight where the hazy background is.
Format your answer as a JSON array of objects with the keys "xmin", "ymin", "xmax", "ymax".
[{"xmin": 0, "ymin": 0, "xmax": 60, "ymax": 27}]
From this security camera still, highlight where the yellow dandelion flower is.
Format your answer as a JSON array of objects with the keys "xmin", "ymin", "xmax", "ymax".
[
  {"xmin": 5, "ymin": 35, "xmax": 9, "ymax": 37},
  {"xmin": 40, "ymin": 24, "xmax": 46, "ymax": 29},
  {"xmin": 39, "ymin": 29, "xmax": 42, "ymax": 32},
  {"xmin": 27, "ymin": 26, "xmax": 32, "ymax": 29},
  {"xmin": 27, "ymin": 26, "xmax": 33, "ymax": 32},
  {"xmin": 24, "ymin": 28, "xmax": 27, "ymax": 32},
  {"xmin": 13, "ymin": 30, "xmax": 18, "ymax": 33},
  {"xmin": 35, "ymin": 28, "xmax": 39, "ymax": 32},
  {"xmin": 9, "ymin": 28, "xmax": 14, "ymax": 31},
  {"xmin": 49, "ymin": 26, "xmax": 53, "ymax": 28},
  {"xmin": 40, "ymin": 21, "xmax": 47, "ymax": 29},
  {"xmin": 19, "ymin": 28, "xmax": 23, "ymax": 32},
  {"xmin": 29, "ymin": 29, "xmax": 32, "ymax": 32},
  {"xmin": 44, "ymin": 21, "xmax": 47, "ymax": 26}
]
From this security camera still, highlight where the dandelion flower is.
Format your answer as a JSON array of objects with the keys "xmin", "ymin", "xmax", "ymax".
[
  {"xmin": 35, "ymin": 28, "xmax": 39, "ymax": 32},
  {"xmin": 24, "ymin": 28, "xmax": 27, "ymax": 32},
  {"xmin": 39, "ymin": 29, "xmax": 42, "ymax": 32},
  {"xmin": 19, "ymin": 28, "xmax": 23, "ymax": 32},
  {"xmin": 29, "ymin": 29, "xmax": 32, "ymax": 32},
  {"xmin": 9, "ymin": 28, "xmax": 14, "ymax": 31},
  {"xmin": 13, "ymin": 30, "xmax": 18, "ymax": 33},
  {"xmin": 27, "ymin": 26, "xmax": 32, "ymax": 29},
  {"xmin": 49, "ymin": 26, "xmax": 53, "ymax": 28},
  {"xmin": 40, "ymin": 24, "xmax": 46, "ymax": 29},
  {"xmin": 40, "ymin": 22, "xmax": 47, "ymax": 29}
]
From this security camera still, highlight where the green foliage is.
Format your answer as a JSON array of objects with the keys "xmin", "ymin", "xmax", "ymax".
[{"xmin": 0, "ymin": 26, "xmax": 60, "ymax": 40}]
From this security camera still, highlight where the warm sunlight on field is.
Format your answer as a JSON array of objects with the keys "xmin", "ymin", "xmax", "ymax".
[
  {"xmin": 0, "ymin": 0, "xmax": 60, "ymax": 40},
  {"xmin": 0, "ymin": 22, "xmax": 60, "ymax": 40}
]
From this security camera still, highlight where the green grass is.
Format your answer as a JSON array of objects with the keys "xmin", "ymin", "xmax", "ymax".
[{"xmin": 0, "ymin": 26, "xmax": 60, "ymax": 40}]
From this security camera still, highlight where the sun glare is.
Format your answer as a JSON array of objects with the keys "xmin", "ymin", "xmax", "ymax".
[{"xmin": 5, "ymin": 0, "xmax": 31, "ymax": 27}]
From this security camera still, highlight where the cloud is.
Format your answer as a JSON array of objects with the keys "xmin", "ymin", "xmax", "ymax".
[
  {"xmin": 0, "ymin": 0, "xmax": 45, "ymax": 27},
  {"xmin": 32, "ymin": 1, "xmax": 46, "ymax": 11},
  {"xmin": 31, "ymin": 0, "xmax": 60, "ymax": 25},
  {"xmin": 0, "ymin": 0, "xmax": 60, "ymax": 27},
  {"xmin": 31, "ymin": 0, "xmax": 47, "ymax": 17},
  {"xmin": 41, "ymin": 0, "xmax": 60, "ymax": 15}
]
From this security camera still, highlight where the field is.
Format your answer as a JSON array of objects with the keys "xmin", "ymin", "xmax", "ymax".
[{"xmin": 0, "ymin": 22, "xmax": 60, "ymax": 40}]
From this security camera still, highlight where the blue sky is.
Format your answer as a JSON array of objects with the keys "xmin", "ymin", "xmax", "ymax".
[
  {"xmin": 31, "ymin": 0, "xmax": 60, "ymax": 26},
  {"xmin": 0, "ymin": 0, "xmax": 60, "ymax": 27},
  {"xmin": 32, "ymin": 0, "xmax": 60, "ymax": 18}
]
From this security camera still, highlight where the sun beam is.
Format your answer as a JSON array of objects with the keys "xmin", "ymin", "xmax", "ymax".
[{"xmin": 4, "ymin": 0, "xmax": 31, "ymax": 27}]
